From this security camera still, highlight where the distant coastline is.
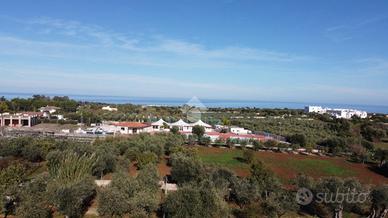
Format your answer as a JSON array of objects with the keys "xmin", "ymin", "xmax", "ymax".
[{"xmin": 1, "ymin": 92, "xmax": 388, "ymax": 114}]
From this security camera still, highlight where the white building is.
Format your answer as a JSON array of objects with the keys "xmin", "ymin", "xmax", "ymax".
[
  {"xmin": 169, "ymin": 119, "xmax": 193, "ymax": 132},
  {"xmin": 304, "ymin": 106, "xmax": 327, "ymax": 114},
  {"xmin": 190, "ymin": 120, "xmax": 213, "ymax": 132},
  {"xmin": 230, "ymin": 126, "xmax": 252, "ymax": 135},
  {"xmin": 112, "ymin": 122, "xmax": 153, "ymax": 134},
  {"xmin": 326, "ymin": 109, "xmax": 368, "ymax": 119},
  {"xmin": 102, "ymin": 106, "xmax": 118, "ymax": 112},
  {"xmin": 39, "ymin": 105, "xmax": 60, "ymax": 118},
  {"xmin": 305, "ymin": 105, "xmax": 367, "ymax": 119},
  {"xmin": 0, "ymin": 112, "xmax": 41, "ymax": 127},
  {"xmin": 151, "ymin": 119, "xmax": 169, "ymax": 132}
]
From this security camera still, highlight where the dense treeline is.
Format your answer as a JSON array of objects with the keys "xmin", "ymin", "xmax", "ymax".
[
  {"xmin": 0, "ymin": 95, "xmax": 184, "ymax": 125},
  {"xmin": 0, "ymin": 95, "xmax": 78, "ymax": 113},
  {"xmin": 1, "ymin": 134, "xmax": 387, "ymax": 217}
]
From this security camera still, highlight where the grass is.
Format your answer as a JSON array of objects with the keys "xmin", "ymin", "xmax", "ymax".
[
  {"xmin": 26, "ymin": 163, "xmax": 47, "ymax": 179},
  {"xmin": 199, "ymin": 149, "xmax": 247, "ymax": 168},
  {"xmin": 197, "ymin": 147, "xmax": 356, "ymax": 179},
  {"xmin": 285, "ymin": 159, "xmax": 355, "ymax": 177},
  {"xmin": 375, "ymin": 142, "xmax": 388, "ymax": 149}
]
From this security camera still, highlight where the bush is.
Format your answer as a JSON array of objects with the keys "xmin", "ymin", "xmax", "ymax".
[
  {"xmin": 136, "ymin": 152, "xmax": 158, "ymax": 169},
  {"xmin": 163, "ymin": 181, "xmax": 230, "ymax": 218},
  {"xmin": 242, "ymin": 150, "xmax": 255, "ymax": 164},
  {"xmin": 49, "ymin": 179, "xmax": 95, "ymax": 218},
  {"xmin": 170, "ymin": 153, "xmax": 205, "ymax": 185},
  {"xmin": 286, "ymin": 134, "xmax": 307, "ymax": 147},
  {"xmin": 98, "ymin": 187, "xmax": 129, "ymax": 217}
]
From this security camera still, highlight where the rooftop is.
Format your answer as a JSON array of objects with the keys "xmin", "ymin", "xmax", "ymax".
[{"xmin": 112, "ymin": 122, "xmax": 151, "ymax": 128}]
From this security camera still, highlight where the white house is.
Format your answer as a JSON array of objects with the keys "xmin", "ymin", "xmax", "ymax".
[
  {"xmin": 39, "ymin": 105, "xmax": 60, "ymax": 118},
  {"xmin": 190, "ymin": 120, "xmax": 213, "ymax": 132},
  {"xmin": 151, "ymin": 119, "xmax": 169, "ymax": 132},
  {"xmin": 230, "ymin": 126, "xmax": 251, "ymax": 135},
  {"xmin": 169, "ymin": 119, "xmax": 192, "ymax": 132},
  {"xmin": 102, "ymin": 106, "xmax": 118, "ymax": 112},
  {"xmin": 112, "ymin": 122, "xmax": 153, "ymax": 134}
]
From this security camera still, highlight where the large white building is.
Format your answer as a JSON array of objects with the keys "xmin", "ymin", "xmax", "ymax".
[
  {"xmin": 304, "ymin": 106, "xmax": 327, "ymax": 114},
  {"xmin": 305, "ymin": 106, "xmax": 367, "ymax": 119}
]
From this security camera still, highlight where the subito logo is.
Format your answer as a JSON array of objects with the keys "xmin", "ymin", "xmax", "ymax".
[{"xmin": 296, "ymin": 188, "xmax": 313, "ymax": 206}]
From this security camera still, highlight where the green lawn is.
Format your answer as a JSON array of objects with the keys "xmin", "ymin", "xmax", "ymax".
[
  {"xmin": 199, "ymin": 149, "xmax": 247, "ymax": 168},
  {"xmin": 284, "ymin": 159, "xmax": 355, "ymax": 177}
]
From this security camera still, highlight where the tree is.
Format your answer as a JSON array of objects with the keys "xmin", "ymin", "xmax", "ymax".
[
  {"xmin": 98, "ymin": 165, "xmax": 159, "ymax": 217},
  {"xmin": 222, "ymin": 117, "xmax": 231, "ymax": 126},
  {"xmin": 287, "ymin": 134, "xmax": 307, "ymax": 147},
  {"xmin": 252, "ymin": 140, "xmax": 263, "ymax": 151},
  {"xmin": 170, "ymin": 126, "xmax": 180, "ymax": 134},
  {"xmin": 318, "ymin": 137, "xmax": 347, "ymax": 154},
  {"xmin": 97, "ymin": 187, "xmax": 129, "ymax": 217},
  {"xmin": 93, "ymin": 147, "xmax": 116, "ymax": 179},
  {"xmin": 0, "ymin": 101, "xmax": 9, "ymax": 113},
  {"xmin": 242, "ymin": 149, "xmax": 255, "ymax": 164},
  {"xmin": 170, "ymin": 153, "xmax": 205, "ymax": 185},
  {"xmin": 199, "ymin": 136, "xmax": 211, "ymax": 146},
  {"xmin": 129, "ymin": 190, "xmax": 159, "ymax": 215},
  {"xmin": 349, "ymin": 144, "xmax": 368, "ymax": 164},
  {"xmin": 136, "ymin": 164, "xmax": 160, "ymax": 193},
  {"xmin": 361, "ymin": 124, "xmax": 386, "ymax": 142},
  {"xmin": 163, "ymin": 181, "xmax": 229, "ymax": 218},
  {"xmin": 0, "ymin": 164, "xmax": 25, "ymax": 218},
  {"xmin": 187, "ymin": 135, "xmax": 198, "ymax": 146},
  {"xmin": 229, "ymin": 177, "xmax": 258, "ymax": 207},
  {"xmin": 368, "ymin": 185, "xmax": 388, "ymax": 218},
  {"xmin": 313, "ymin": 178, "xmax": 365, "ymax": 218},
  {"xmin": 374, "ymin": 149, "xmax": 388, "ymax": 167},
  {"xmin": 49, "ymin": 179, "xmax": 95, "ymax": 218},
  {"xmin": 16, "ymin": 175, "xmax": 51, "ymax": 218},
  {"xmin": 264, "ymin": 140, "xmax": 278, "ymax": 148},
  {"xmin": 47, "ymin": 151, "xmax": 96, "ymax": 218},
  {"xmin": 249, "ymin": 160, "xmax": 281, "ymax": 200},
  {"xmin": 21, "ymin": 143, "xmax": 44, "ymax": 162},
  {"xmin": 260, "ymin": 190, "xmax": 299, "ymax": 218},
  {"xmin": 192, "ymin": 125, "xmax": 205, "ymax": 139},
  {"xmin": 136, "ymin": 152, "xmax": 158, "ymax": 170}
]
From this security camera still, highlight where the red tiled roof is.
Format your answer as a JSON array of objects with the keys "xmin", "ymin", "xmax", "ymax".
[{"xmin": 112, "ymin": 122, "xmax": 151, "ymax": 128}]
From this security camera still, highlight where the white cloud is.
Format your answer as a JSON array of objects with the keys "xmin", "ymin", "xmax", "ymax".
[
  {"xmin": 1, "ymin": 16, "xmax": 313, "ymax": 63},
  {"xmin": 325, "ymin": 15, "xmax": 387, "ymax": 42}
]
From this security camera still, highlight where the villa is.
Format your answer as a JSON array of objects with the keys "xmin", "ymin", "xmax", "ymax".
[
  {"xmin": 39, "ymin": 105, "xmax": 60, "ymax": 118},
  {"xmin": 169, "ymin": 119, "xmax": 193, "ymax": 132},
  {"xmin": 112, "ymin": 122, "xmax": 153, "ymax": 134},
  {"xmin": 151, "ymin": 119, "xmax": 169, "ymax": 132}
]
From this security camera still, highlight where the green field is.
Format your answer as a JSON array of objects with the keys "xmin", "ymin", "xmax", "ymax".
[
  {"xmin": 199, "ymin": 149, "xmax": 246, "ymax": 168},
  {"xmin": 277, "ymin": 159, "xmax": 355, "ymax": 177},
  {"xmin": 198, "ymin": 148, "xmax": 360, "ymax": 180}
]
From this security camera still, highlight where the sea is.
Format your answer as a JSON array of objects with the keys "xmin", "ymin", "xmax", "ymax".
[{"xmin": 1, "ymin": 92, "xmax": 388, "ymax": 114}]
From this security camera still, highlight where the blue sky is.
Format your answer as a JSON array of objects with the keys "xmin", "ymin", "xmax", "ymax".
[{"xmin": 1, "ymin": 0, "xmax": 388, "ymax": 105}]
